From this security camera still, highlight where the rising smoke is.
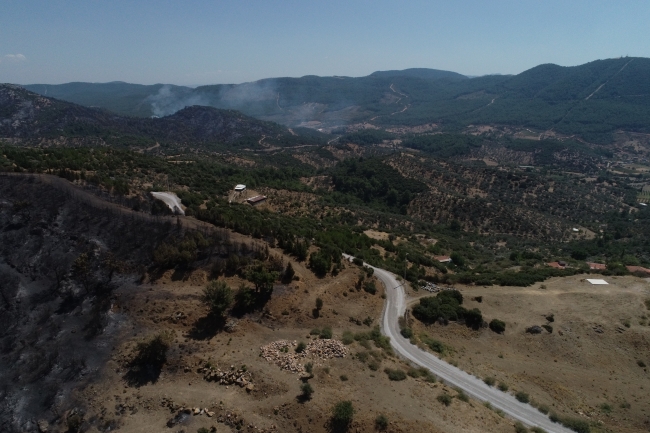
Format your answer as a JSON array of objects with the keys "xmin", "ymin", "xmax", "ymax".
[{"xmin": 146, "ymin": 85, "xmax": 211, "ymax": 117}]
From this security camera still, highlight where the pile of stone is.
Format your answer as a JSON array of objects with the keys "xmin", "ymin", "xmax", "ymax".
[
  {"xmin": 260, "ymin": 339, "xmax": 349, "ymax": 373},
  {"xmin": 200, "ymin": 365, "xmax": 254, "ymax": 392},
  {"xmin": 420, "ymin": 282, "xmax": 454, "ymax": 293},
  {"xmin": 303, "ymin": 338, "xmax": 348, "ymax": 359}
]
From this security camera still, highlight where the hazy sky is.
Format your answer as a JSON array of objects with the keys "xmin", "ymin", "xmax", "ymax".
[{"xmin": 1, "ymin": 0, "xmax": 649, "ymax": 86}]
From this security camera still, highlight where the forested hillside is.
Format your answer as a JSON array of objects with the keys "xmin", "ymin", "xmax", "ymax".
[
  {"xmin": 0, "ymin": 85, "xmax": 325, "ymax": 150},
  {"xmin": 22, "ymin": 57, "xmax": 650, "ymax": 143}
]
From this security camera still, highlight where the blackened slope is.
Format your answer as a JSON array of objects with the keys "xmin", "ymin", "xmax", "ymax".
[{"xmin": 0, "ymin": 175, "xmax": 174, "ymax": 433}]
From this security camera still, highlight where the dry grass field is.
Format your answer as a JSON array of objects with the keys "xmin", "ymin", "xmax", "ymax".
[{"xmin": 407, "ymin": 275, "xmax": 650, "ymax": 433}]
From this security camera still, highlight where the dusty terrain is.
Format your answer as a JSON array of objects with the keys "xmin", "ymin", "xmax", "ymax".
[
  {"xmin": 70, "ymin": 260, "xmax": 524, "ymax": 433},
  {"xmin": 3, "ymin": 174, "xmax": 650, "ymax": 433},
  {"xmin": 408, "ymin": 276, "xmax": 650, "ymax": 433}
]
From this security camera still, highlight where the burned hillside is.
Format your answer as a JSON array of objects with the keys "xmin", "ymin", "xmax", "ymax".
[{"xmin": 0, "ymin": 175, "xmax": 229, "ymax": 433}]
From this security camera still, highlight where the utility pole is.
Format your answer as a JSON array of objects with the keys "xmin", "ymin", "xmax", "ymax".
[{"xmin": 404, "ymin": 253, "xmax": 408, "ymax": 282}]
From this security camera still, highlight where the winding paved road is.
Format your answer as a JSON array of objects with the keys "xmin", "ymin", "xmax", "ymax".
[{"xmin": 344, "ymin": 254, "xmax": 573, "ymax": 433}]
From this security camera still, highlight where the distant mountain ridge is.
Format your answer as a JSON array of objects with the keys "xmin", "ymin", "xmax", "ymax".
[
  {"xmin": 20, "ymin": 58, "xmax": 650, "ymax": 142},
  {"xmin": 0, "ymin": 84, "xmax": 324, "ymax": 149},
  {"xmin": 369, "ymin": 68, "xmax": 468, "ymax": 81}
]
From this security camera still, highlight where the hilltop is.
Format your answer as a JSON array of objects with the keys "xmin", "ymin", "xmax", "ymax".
[{"xmin": 22, "ymin": 57, "xmax": 650, "ymax": 142}]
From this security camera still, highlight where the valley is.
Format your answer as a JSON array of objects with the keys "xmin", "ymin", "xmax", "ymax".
[{"xmin": 1, "ymin": 62, "xmax": 650, "ymax": 433}]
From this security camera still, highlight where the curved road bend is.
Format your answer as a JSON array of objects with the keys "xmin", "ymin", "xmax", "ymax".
[{"xmin": 343, "ymin": 254, "xmax": 573, "ymax": 433}]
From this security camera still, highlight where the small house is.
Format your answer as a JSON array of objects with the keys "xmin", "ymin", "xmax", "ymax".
[
  {"xmin": 626, "ymin": 265, "xmax": 650, "ymax": 275},
  {"xmin": 587, "ymin": 262, "xmax": 606, "ymax": 271},
  {"xmin": 434, "ymin": 255, "xmax": 452, "ymax": 263},
  {"xmin": 234, "ymin": 184, "xmax": 246, "ymax": 192},
  {"xmin": 247, "ymin": 195, "xmax": 267, "ymax": 206}
]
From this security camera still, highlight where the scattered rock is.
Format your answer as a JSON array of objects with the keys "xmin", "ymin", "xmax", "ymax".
[{"xmin": 526, "ymin": 326, "xmax": 544, "ymax": 334}]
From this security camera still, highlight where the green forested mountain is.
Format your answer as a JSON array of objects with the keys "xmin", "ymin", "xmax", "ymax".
[{"xmin": 21, "ymin": 57, "xmax": 650, "ymax": 142}]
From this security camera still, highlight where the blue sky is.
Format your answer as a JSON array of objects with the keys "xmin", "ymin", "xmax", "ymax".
[{"xmin": 1, "ymin": 0, "xmax": 649, "ymax": 85}]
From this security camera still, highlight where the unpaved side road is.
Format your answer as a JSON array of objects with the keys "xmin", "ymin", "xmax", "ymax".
[{"xmin": 344, "ymin": 254, "xmax": 574, "ymax": 433}]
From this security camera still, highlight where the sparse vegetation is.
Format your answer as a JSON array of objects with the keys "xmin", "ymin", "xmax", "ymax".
[
  {"xmin": 331, "ymin": 400, "xmax": 354, "ymax": 430},
  {"xmin": 295, "ymin": 341, "xmax": 307, "ymax": 353},
  {"xmin": 455, "ymin": 388, "xmax": 469, "ymax": 402},
  {"xmin": 437, "ymin": 393, "xmax": 453, "ymax": 406},
  {"xmin": 489, "ymin": 319, "xmax": 506, "ymax": 334},
  {"xmin": 319, "ymin": 327, "xmax": 333, "ymax": 339},
  {"xmin": 514, "ymin": 422, "xmax": 528, "ymax": 433},
  {"xmin": 201, "ymin": 280, "xmax": 233, "ymax": 318},
  {"xmin": 483, "ymin": 376, "xmax": 496, "ymax": 386},
  {"xmin": 384, "ymin": 368, "xmax": 407, "ymax": 381},
  {"xmin": 515, "ymin": 391, "xmax": 530, "ymax": 403},
  {"xmin": 375, "ymin": 414, "xmax": 389, "ymax": 431},
  {"xmin": 300, "ymin": 382, "xmax": 314, "ymax": 400}
]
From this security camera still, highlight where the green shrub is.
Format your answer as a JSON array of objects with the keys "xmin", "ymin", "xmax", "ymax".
[
  {"xmin": 305, "ymin": 362, "xmax": 313, "ymax": 374},
  {"xmin": 400, "ymin": 327, "xmax": 414, "ymax": 338},
  {"xmin": 559, "ymin": 417, "xmax": 590, "ymax": 433},
  {"xmin": 319, "ymin": 327, "xmax": 333, "ymax": 339},
  {"xmin": 296, "ymin": 341, "xmax": 307, "ymax": 353},
  {"xmin": 315, "ymin": 297, "xmax": 323, "ymax": 310},
  {"xmin": 498, "ymin": 382, "xmax": 509, "ymax": 392},
  {"xmin": 340, "ymin": 375, "xmax": 348, "ymax": 381},
  {"xmin": 514, "ymin": 422, "xmax": 528, "ymax": 433},
  {"xmin": 530, "ymin": 428, "xmax": 548, "ymax": 433},
  {"xmin": 201, "ymin": 280, "xmax": 233, "ymax": 318},
  {"xmin": 300, "ymin": 382, "xmax": 314, "ymax": 400},
  {"xmin": 515, "ymin": 391, "xmax": 530, "ymax": 403},
  {"xmin": 484, "ymin": 376, "xmax": 496, "ymax": 387},
  {"xmin": 537, "ymin": 404, "xmax": 549, "ymax": 415},
  {"xmin": 407, "ymin": 367, "xmax": 421, "ymax": 378},
  {"xmin": 384, "ymin": 368, "xmax": 407, "ymax": 381},
  {"xmin": 637, "ymin": 360, "xmax": 646, "ymax": 368},
  {"xmin": 375, "ymin": 414, "xmax": 388, "ymax": 431},
  {"xmin": 437, "ymin": 393, "xmax": 452, "ymax": 406},
  {"xmin": 368, "ymin": 360, "xmax": 380, "ymax": 371},
  {"xmin": 197, "ymin": 428, "xmax": 210, "ymax": 433},
  {"xmin": 489, "ymin": 319, "xmax": 506, "ymax": 334},
  {"xmin": 549, "ymin": 412, "xmax": 560, "ymax": 423},
  {"xmin": 598, "ymin": 403, "xmax": 612, "ymax": 414},
  {"xmin": 310, "ymin": 328, "xmax": 321, "ymax": 335},
  {"xmin": 363, "ymin": 281, "xmax": 377, "ymax": 295},
  {"xmin": 455, "ymin": 389, "xmax": 469, "ymax": 402},
  {"xmin": 542, "ymin": 324, "xmax": 553, "ymax": 333},
  {"xmin": 331, "ymin": 401, "xmax": 354, "ymax": 429},
  {"xmin": 342, "ymin": 330, "xmax": 354, "ymax": 345}
]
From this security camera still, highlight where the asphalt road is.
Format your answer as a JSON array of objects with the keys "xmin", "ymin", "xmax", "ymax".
[{"xmin": 344, "ymin": 254, "xmax": 574, "ymax": 433}]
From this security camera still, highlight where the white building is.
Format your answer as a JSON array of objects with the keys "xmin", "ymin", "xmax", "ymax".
[{"xmin": 234, "ymin": 184, "xmax": 246, "ymax": 192}]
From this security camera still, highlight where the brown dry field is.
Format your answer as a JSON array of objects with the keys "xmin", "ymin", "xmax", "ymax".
[
  {"xmin": 75, "ymin": 250, "xmax": 525, "ymax": 433},
  {"xmin": 407, "ymin": 275, "xmax": 650, "ymax": 433}
]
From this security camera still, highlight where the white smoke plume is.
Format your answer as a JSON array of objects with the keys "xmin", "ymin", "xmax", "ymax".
[{"xmin": 146, "ymin": 85, "xmax": 211, "ymax": 117}]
